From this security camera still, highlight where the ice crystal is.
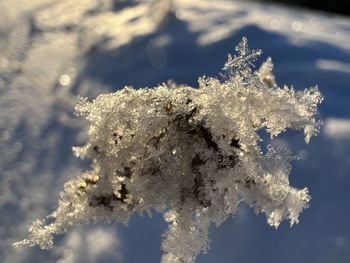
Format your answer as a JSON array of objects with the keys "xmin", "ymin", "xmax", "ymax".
[
  {"xmin": 221, "ymin": 36, "xmax": 262, "ymax": 80},
  {"xmin": 14, "ymin": 38, "xmax": 323, "ymax": 263}
]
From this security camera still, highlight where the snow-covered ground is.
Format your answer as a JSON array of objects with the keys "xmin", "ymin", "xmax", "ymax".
[{"xmin": 1, "ymin": 0, "xmax": 350, "ymax": 262}]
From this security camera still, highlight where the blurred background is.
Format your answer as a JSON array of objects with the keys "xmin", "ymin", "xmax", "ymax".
[
  {"xmin": 1, "ymin": 0, "xmax": 350, "ymax": 262},
  {"xmin": 253, "ymin": 0, "xmax": 350, "ymax": 16}
]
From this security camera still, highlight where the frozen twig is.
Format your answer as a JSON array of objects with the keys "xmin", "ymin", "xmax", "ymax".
[{"xmin": 14, "ymin": 38, "xmax": 323, "ymax": 263}]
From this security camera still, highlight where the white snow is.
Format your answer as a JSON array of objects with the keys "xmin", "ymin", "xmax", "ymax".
[
  {"xmin": 324, "ymin": 118, "xmax": 350, "ymax": 139},
  {"xmin": 1, "ymin": 0, "xmax": 350, "ymax": 262}
]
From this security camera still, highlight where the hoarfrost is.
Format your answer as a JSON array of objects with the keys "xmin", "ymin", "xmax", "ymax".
[{"xmin": 14, "ymin": 38, "xmax": 323, "ymax": 263}]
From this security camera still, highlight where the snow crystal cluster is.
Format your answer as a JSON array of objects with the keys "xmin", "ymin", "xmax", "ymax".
[{"xmin": 14, "ymin": 38, "xmax": 323, "ymax": 263}]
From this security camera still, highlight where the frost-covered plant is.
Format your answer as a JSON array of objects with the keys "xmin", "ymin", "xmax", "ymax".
[{"xmin": 14, "ymin": 37, "xmax": 323, "ymax": 263}]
